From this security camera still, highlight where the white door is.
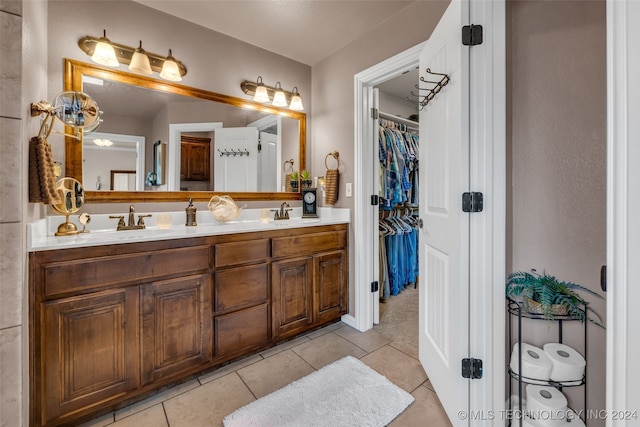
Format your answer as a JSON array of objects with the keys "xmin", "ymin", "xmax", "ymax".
[
  {"xmin": 258, "ymin": 131, "xmax": 278, "ymax": 192},
  {"xmin": 214, "ymin": 127, "xmax": 259, "ymax": 192},
  {"xmin": 418, "ymin": 0, "xmax": 470, "ymax": 424}
]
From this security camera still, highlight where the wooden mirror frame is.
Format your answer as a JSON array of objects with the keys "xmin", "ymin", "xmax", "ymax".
[{"xmin": 64, "ymin": 59, "xmax": 306, "ymax": 203}]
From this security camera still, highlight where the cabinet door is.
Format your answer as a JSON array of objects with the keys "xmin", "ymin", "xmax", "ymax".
[
  {"xmin": 189, "ymin": 143, "xmax": 210, "ymax": 181},
  {"xmin": 42, "ymin": 288, "xmax": 139, "ymax": 424},
  {"xmin": 141, "ymin": 274, "xmax": 212, "ymax": 385},
  {"xmin": 272, "ymin": 257, "xmax": 314, "ymax": 338},
  {"xmin": 315, "ymin": 250, "xmax": 348, "ymax": 324}
]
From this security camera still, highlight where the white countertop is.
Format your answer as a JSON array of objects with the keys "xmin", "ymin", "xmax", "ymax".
[{"xmin": 28, "ymin": 207, "xmax": 351, "ymax": 251}]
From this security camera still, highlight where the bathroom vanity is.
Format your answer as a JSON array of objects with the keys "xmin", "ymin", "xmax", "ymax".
[{"xmin": 28, "ymin": 210, "xmax": 349, "ymax": 426}]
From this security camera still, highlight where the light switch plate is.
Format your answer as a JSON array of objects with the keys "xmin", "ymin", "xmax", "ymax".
[{"xmin": 346, "ymin": 183, "xmax": 352, "ymax": 197}]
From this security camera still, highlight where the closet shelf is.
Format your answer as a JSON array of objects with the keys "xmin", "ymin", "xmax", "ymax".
[{"xmin": 379, "ymin": 111, "xmax": 419, "ymax": 128}]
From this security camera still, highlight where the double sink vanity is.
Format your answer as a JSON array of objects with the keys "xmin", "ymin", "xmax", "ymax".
[{"xmin": 28, "ymin": 207, "xmax": 350, "ymax": 426}]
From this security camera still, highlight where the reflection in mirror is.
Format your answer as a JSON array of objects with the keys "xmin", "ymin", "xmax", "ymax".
[
  {"xmin": 50, "ymin": 177, "xmax": 85, "ymax": 236},
  {"xmin": 64, "ymin": 59, "xmax": 306, "ymax": 203}
]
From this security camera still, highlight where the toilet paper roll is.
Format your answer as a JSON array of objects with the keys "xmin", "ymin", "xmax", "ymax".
[
  {"xmin": 543, "ymin": 343, "xmax": 586, "ymax": 384},
  {"xmin": 510, "ymin": 343, "xmax": 553, "ymax": 383},
  {"xmin": 526, "ymin": 385, "xmax": 569, "ymax": 427}
]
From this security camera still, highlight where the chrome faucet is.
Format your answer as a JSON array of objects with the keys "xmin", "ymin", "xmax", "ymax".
[
  {"xmin": 109, "ymin": 205, "xmax": 151, "ymax": 231},
  {"xmin": 271, "ymin": 202, "xmax": 292, "ymax": 220}
]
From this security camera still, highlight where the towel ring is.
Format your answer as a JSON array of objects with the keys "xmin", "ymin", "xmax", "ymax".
[
  {"xmin": 283, "ymin": 159, "xmax": 294, "ymax": 174},
  {"xmin": 325, "ymin": 151, "xmax": 340, "ymax": 170}
]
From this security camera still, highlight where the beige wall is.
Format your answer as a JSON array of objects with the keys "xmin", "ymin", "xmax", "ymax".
[{"xmin": 508, "ymin": 0, "xmax": 607, "ymax": 422}]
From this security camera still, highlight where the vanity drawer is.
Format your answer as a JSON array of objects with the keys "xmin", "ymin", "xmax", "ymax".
[
  {"xmin": 271, "ymin": 230, "xmax": 347, "ymax": 258},
  {"xmin": 214, "ymin": 303, "xmax": 270, "ymax": 358},
  {"xmin": 42, "ymin": 245, "xmax": 211, "ymax": 297},
  {"xmin": 214, "ymin": 264, "xmax": 269, "ymax": 312},
  {"xmin": 214, "ymin": 239, "xmax": 270, "ymax": 267}
]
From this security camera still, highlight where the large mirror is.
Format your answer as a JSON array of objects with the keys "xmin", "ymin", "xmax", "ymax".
[{"xmin": 64, "ymin": 59, "xmax": 306, "ymax": 202}]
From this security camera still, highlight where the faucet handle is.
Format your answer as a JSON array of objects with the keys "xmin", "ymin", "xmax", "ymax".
[
  {"xmin": 109, "ymin": 215, "xmax": 125, "ymax": 228},
  {"xmin": 137, "ymin": 214, "xmax": 152, "ymax": 227}
]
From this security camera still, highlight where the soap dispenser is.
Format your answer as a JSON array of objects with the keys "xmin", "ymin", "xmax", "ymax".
[{"xmin": 185, "ymin": 198, "xmax": 197, "ymax": 226}]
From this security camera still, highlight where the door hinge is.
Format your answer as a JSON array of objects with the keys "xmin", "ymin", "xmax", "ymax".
[
  {"xmin": 462, "ymin": 24, "xmax": 483, "ymax": 46},
  {"xmin": 258, "ymin": 142, "xmax": 262, "ymax": 153},
  {"xmin": 371, "ymin": 107, "xmax": 379, "ymax": 119},
  {"xmin": 462, "ymin": 358, "xmax": 483, "ymax": 379},
  {"xmin": 371, "ymin": 281, "xmax": 379, "ymax": 293},
  {"xmin": 462, "ymin": 192, "xmax": 483, "ymax": 213},
  {"xmin": 371, "ymin": 194, "xmax": 379, "ymax": 206}
]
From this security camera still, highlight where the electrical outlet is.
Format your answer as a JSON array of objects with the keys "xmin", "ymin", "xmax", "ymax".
[{"xmin": 346, "ymin": 183, "xmax": 352, "ymax": 197}]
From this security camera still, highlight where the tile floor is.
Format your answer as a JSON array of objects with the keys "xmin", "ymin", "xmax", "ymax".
[{"xmin": 80, "ymin": 322, "xmax": 452, "ymax": 427}]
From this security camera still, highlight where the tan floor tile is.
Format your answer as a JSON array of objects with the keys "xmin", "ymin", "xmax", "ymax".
[
  {"xmin": 259, "ymin": 335, "xmax": 310, "ymax": 358},
  {"xmin": 304, "ymin": 321, "xmax": 344, "ymax": 339},
  {"xmin": 112, "ymin": 404, "xmax": 168, "ymax": 427},
  {"xmin": 333, "ymin": 324, "xmax": 392, "ymax": 352},
  {"xmin": 164, "ymin": 373, "xmax": 254, "ymax": 427},
  {"xmin": 361, "ymin": 345, "xmax": 428, "ymax": 392},
  {"xmin": 292, "ymin": 331, "xmax": 367, "ymax": 369},
  {"xmin": 115, "ymin": 379, "xmax": 199, "ymax": 420},
  {"xmin": 236, "ymin": 349, "xmax": 314, "ymax": 398},
  {"xmin": 388, "ymin": 339, "xmax": 419, "ymax": 360},
  {"xmin": 423, "ymin": 379, "xmax": 435, "ymax": 392},
  {"xmin": 390, "ymin": 385, "xmax": 452, "ymax": 427},
  {"xmin": 198, "ymin": 354, "xmax": 263, "ymax": 385}
]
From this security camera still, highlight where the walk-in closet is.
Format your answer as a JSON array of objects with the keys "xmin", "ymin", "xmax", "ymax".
[{"xmin": 372, "ymin": 68, "xmax": 421, "ymax": 356}]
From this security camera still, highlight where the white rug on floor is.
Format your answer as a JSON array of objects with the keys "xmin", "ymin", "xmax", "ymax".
[{"xmin": 223, "ymin": 356, "xmax": 414, "ymax": 427}]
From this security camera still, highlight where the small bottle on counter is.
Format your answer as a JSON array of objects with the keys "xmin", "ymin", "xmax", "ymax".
[{"xmin": 185, "ymin": 198, "xmax": 197, "ymax": 226}]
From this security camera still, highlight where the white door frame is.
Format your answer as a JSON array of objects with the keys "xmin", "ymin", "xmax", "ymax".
[
  {"xmin": 349, "ymin": 42, "xmax": 425, "ymax": 331},
  {"xmin": 607, "ymin": 0, "xmax": 640, "ymax": 421},
  {"xmin": 352, "ymin": 0, "xmax": 505, "ymax": 422}
]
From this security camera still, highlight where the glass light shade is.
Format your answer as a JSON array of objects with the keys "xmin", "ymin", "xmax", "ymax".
[
  {"xmin": 272, "ymin": 82, "xmax": 288, "ymax": 107},
  {"xmin": 159, "ymin": 50, "xmax": 182, "ymax": 81},
  {"xmin": 91, "ymin": 39, "xmax": 119, "ymax": 67},
  {"xmin": 254, "ymin": 84, "xmax": 270, "ymax": 103},
  {"xmin": 289, "ymin": 90, "xmax": 304, "ymax": 111},
  {"xmin": 129, "ymin": 42, "xmax": 152, "ymax": 75}
]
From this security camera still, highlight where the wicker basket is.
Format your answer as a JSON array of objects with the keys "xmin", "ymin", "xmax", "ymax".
[{"xmin": 523, "ymin": 297, "xmax": 569, "ymax": 316}]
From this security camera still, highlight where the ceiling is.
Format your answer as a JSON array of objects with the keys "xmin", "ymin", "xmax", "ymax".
[{"xmin": 133, "ymin": 0, "xmax": 416, "ymax": 66}]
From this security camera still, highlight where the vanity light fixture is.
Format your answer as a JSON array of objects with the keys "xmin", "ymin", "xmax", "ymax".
[
  {"xmin": 289, "ymin": 87, "xmax": 304, "ymax": 111},
  {"xmin": 129, "ymin": 41, "xmax": 153, "ymax": 75},
  {"xmin": 272, "ymin": 82, "xmax": 288, "ymax": 107},
  {"xmin": 253, "ymin": 76, "xmax": 270, "ymax": 103},
  {"xmin": 240, "ymin": 77, "xmax": 305, "ymax": 111},
  {"xmin": 159, "ymin": 49, "xmax": 182, "ymax": 82},
  {"xmin": 78, "ymin": 32, "xmax": 187, "ymax": 81},
  {"xmin": 91, "ymin": 30, "xmax": 119, "ymax": 67}
]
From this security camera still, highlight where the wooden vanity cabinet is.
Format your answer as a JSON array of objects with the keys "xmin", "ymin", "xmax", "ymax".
[
  {"xmin": 30, "ymin": 225, "xmax": 348, "ymax": 426},
  {"xmin": 271, "ymin": 230, "xmax": 348, "ymax": 339}
]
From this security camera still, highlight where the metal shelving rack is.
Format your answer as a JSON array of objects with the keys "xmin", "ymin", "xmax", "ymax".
[{"xmin": 506, "ymin": 298, "xmax": 588, "ymax": 426}]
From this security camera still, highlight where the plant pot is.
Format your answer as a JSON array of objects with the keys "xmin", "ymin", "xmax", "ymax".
[
  {"xmin": 523, "ymin": 297, "xmax": 569, "ymax": 316},
  {"xmin": 290, "ymin": 180, "xmax": 299, "ymax": 192},
  {"xmin": 301, "ymin": 179, "xmax": 313, "ymax": 189}
]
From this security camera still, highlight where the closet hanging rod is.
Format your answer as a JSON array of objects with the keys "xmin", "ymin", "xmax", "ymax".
[{"xmin": 378, "ymin": 111, "xmax": 419, "ymax": 128}]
